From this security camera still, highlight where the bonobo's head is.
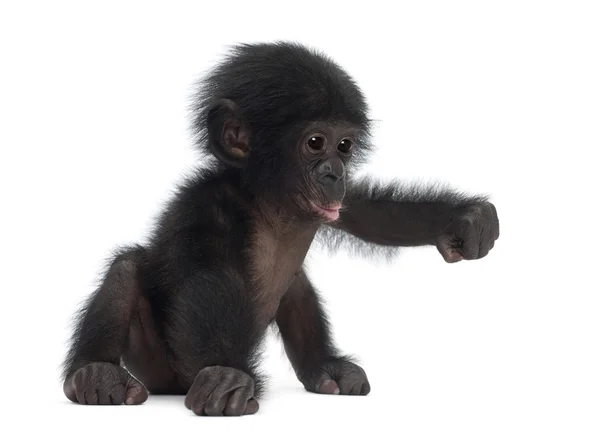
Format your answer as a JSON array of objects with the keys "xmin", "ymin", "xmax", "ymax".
[{"xmin": 193, "ymin": 42, "xmax": 372, "ymax": 222}]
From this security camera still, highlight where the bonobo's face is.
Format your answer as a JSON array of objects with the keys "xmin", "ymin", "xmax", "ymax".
[{"xmin": 294, "ymin": 121, "xmax": 359, "ymax": 222}]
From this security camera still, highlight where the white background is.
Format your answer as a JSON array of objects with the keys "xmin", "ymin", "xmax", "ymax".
[{"xmin": 1, "ymin": 1, "xmax": 598, "ymax": 432}]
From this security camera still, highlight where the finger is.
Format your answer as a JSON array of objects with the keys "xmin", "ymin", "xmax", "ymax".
[
  {"xmin": 73, "ymin": 370, "xmax": 87, "ymax": 404},
  {"xmin": 125, "ymin": 379, "xmax": 148, "ymax": 405},
  {"xmin": 360, "ymin": 382, "xmax": 371, "ymax": 395},
  {"xmin": 436, "ymin": 235, "xmax": 463, "ymax": 263},
  {"xmin": 109, "ymin": 383, "xmax": 126, "ymax": 405},
  {"xmin": 189, "ymin": 381, "xmax": 220, "ymax": 415},
  {"xmin": 478, "ymin": 244, "xmax": 490, "ymax": 258},
  {"xmin": 185, "ymin": 373, "xmax": 219, "ymax": 410},
  {"xmin": 477, "ymin": 228, "xmax": 492, "ymax": 259},
  {"xmin": 204, "ymin": 393, "xmax": 228, "ymax": 416},
  {"xmin": 458, "ymin": 231, "xmax": 479, "ymax": 260},
  {"xmin": 489, "ymin": 203, "xmax": 500, "ymax": 240},
  {"xmin": 221, "ymin": 386, "xmax": 254, "ymax": 416},
  {"xmin": 348, "ymin": 383, "xmax": 362, "ymax": 395},
  {"xmin": 63, "ymin": 375, "xmax": 78, "ymax": 403},
  {"xmin": 97, "ymin": 388, "xmax": 111, "ymax": 405},
  {"xmin": 338, "ymin": 377, "xmax": 362, "ymax": 395},
  {"xmin": 75, "ymin": 388, "xmax": 86, "ymax": 404},
  {"xmin": 224, "ymin": 387, "xmax": 252, "ymax": 416},
  {"xmin": 205, "ymin": 380, "xmax": 247, "ymax": 416},
  {"xmin": 84, "ymin": 389, "xmax": 99, "ymax": 405}
]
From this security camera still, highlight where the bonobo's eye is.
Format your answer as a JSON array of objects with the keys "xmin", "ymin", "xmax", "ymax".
[
  {"xmin": 337, "ymin": 139, "xmax": 354, "ymax": 154},
  {"xmin": 307, "ymin": 134, "xmax": 326, "ymax": 153}
]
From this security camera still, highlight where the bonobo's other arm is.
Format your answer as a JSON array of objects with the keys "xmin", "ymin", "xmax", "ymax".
[{"xmin": 332, "ymin": 179, "xmax": 500, "ymax": 262}]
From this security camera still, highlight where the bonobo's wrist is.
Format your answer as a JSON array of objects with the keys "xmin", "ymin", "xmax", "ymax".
[{"xmin": 426, "ymin": 204, "xmax": 463, "ymax": 245}]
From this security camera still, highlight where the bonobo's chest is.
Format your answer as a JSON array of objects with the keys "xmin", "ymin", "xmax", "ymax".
[{"xmin": 248, "ymin": 223, "xmax": 316, "ymax": 326}]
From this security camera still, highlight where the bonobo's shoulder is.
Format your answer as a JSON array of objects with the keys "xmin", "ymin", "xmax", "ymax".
[
  {"xmin": 176, "ymin": 166, "xmax": 246, "ymax": 212},
  {"xmin": 151, "ymin": 165, "xmax": 247, "ymax": 238},
  {"xmin": 144, "ymin": 166, "xmax": 248, "ymax": 284}
]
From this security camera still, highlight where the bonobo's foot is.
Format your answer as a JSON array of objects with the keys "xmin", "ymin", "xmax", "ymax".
[
  {"xmin": 185, "ymin": 366, "xmax": 259, "ymax": 416},
  {"xmin": 300, "ymin": 357, "xmax": 370, "ymax": 396},
  {"xmin": 63, "ymin": 362, "xmax": 148, "ymax": 405}
]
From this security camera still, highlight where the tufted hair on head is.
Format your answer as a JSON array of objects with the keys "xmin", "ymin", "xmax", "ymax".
[{"xmin": 190, "ymin": 41, "xmax": 373, "ymax": 163}]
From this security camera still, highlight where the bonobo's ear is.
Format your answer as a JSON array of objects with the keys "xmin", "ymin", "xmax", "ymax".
[{"xmin": 207, "ymin": 99, "xmax": 250, "ymax": 168}]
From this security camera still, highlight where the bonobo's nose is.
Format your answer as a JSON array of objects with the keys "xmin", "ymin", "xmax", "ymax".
[{"xmin": 315, "ymin": 158, "xmax": 345, "ymax": 185}]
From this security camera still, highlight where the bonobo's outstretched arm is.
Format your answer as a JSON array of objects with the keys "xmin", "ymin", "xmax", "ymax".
[
  {"xmin": 331, "ymin": 178, "xmax": 500, "ymax": 262},
  {"xmin": 276, "ymin": 270, "xmax": 370, "ymax": 396}
]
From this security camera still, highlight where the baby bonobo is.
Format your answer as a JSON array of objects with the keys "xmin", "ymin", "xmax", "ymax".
[{"xmin": 62, "ymin": 42, "xmax": 500, "ymax": 416}]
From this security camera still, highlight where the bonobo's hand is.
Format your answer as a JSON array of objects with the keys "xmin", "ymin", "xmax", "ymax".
[
  {"xmin": 436, "ymin": 202, "xmax": 500, "ymax": 263},
  {"xmin": 299, "ymin": 357, "xmax": 370, "ymax": 396},
  {"xmin": 63, "ymin": 362, "xmax": 148, "ymax": 405},
  {"xmin": 185, "ymin": 366, "xmax": 259, "ymax": 416}
]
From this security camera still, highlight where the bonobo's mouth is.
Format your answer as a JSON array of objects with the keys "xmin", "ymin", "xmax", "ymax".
[{"xmin": 310, "ymin": 201, "xmax": 342, "ymax": 221}]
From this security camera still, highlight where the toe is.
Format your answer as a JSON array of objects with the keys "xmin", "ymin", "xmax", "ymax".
[
  {"xmin": 243, "ymin": 399, "xmax": 259, "ymax": 415},
  {"xmin": 125, "ymin": 382, "xmax": 148, "ymax": 405}
]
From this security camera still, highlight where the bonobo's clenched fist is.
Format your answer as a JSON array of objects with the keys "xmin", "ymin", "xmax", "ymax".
[{"xmin": 436, "ymin": 202, "xmax": 500, "ymax": 263}]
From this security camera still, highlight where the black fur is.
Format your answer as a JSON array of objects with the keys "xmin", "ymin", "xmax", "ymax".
[
  {"xmin": 192, "ymin": 42, "xmax": 372, "ymax": 152},
  {"xmin": 62, "ymin": 41, "xmax": 499, "ymax": 415},
  {"xmin": 318, "ymin": 178, "xmax": 490, "ymax": 258}
]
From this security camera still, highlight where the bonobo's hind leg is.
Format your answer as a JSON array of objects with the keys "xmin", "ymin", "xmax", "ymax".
[{"xmin": 62, "ymin": 247, "xmax": 148, "ymax": 405}]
